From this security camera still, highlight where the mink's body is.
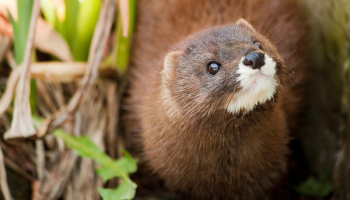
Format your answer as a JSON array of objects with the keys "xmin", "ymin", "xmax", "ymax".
[{"xmin": 122, "ymin": 0, "xmax": 307, "ymax": 199}]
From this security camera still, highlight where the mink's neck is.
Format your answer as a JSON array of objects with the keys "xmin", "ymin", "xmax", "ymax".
[{"xmin": 176, "ymin": 100, "xmax": 279, "ymax": 139}]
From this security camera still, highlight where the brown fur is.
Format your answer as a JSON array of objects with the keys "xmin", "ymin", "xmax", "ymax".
[{"xmin": 122, "ymin": 0, "xmax": 308, "ymax": 199}]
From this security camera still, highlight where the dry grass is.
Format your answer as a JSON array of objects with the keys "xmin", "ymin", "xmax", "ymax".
[{"xmin": 0, "ymin": 0, "xmax": 128, "ymax": 199}]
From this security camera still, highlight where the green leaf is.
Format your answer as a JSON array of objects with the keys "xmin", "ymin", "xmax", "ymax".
[
  {"xmin": 62, "ymin": 0, "xmax": 79, "ymax": 46},
  {"xmin": 41, "ymin": 0, "xmax": 101, "ymax": 61},
  {"xmin": 114, "ymin": 0, "xmax": 137, "ymax": 72},
  {"xmin": 52, "ymin": 126, "xmax": 138, "ymax": 200},
  {"xmin": 40, "ymin": 0, "xmax": 56, "ymax": 26},
  {"xmin": 96, "ymin": 150, "xmax": 137, "ymax": 182},
  {"xmin": 98, "ymin": 181, "xmax": 137, "ymax": 200},
  {"xmin": 29, "ymin": 79, "xmax": 37, "ymax": 112},
  {"xmin": 8, "ymin": 11, "xmax": 18, "ymax": 62},
  {"xmin": 295, "ymin": 175, "xmax": 332, "ymax": 197},
  {"xmin": 11, "ymin": 0, "xmax": 34, "ymax": 64},
  {"xmin": 72, "ymin": 0, "xmax": 101, "ymax": 61},
  {"xmin": 53, "ymin": 131, "xmax": 107, "ymax": 163}
]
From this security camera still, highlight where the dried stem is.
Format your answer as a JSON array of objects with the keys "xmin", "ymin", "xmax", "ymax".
[
  {"xmin": 37, "ymin": 0, "xmax": 116, "ymax": 137},
  {"xmin": 35, "ymin": 140, "xmax": 45, "ymax": 181},
  {"xmin": 38, "ymin": 150, "xmax": 78, "ymax": 200},
  {"xmin": 5, "ymin": 0, "xmax": 41, "ymax": 140},
  {"xmin": 0, "ymin": 35, "xmax": 11, "ymax": 62},
  {"xmin": 30, "ymin": 62, "xmax": 86, "ymax": 83},
  {"xmin": 119, "ymin": 0, "xmax": 130, "ymax": 37},
  {"xmin": 0, "ymin": 67, "xmax": 20, "ymax": 117},
  {"xmin": 0, "ymin": 145, "xmax": 13, "ymax": 200},
  {"xmin": 106, "ymin": 82, "xmax": 118, "ymax": 159},
  {"xmin": 5, "ymin": 52, "xmax": 16, "ymax": 69}
]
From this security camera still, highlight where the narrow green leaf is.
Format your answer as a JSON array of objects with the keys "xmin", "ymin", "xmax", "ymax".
[
  {"xmin": 115, "ymin": 0, "xmax": 137, "ymax": 72},
  {"xmin": 98, "ymin": 181, "xmax": 137, "ymax": 200},
  {"xmin": 14, "ymin": 0, "xmax": 34, "ymax": 64},
  {"xmin": 29, "ymin": 79, "xmax": 37, "ymax": 111},
  {"xmin": 62, "ymin": 0, "xmax": 80, "ymax": 54},
  {"xmin": 8, "ymin": 11, "xmax": 19, "ymax": 64}
]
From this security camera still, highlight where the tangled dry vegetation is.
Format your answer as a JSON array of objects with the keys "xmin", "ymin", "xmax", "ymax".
[{"xmin": 0, "ymin": 0, "xmax": 132, "ymax": 199}]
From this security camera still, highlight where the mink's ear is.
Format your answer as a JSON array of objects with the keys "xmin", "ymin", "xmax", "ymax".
[
  {"xmin": 236, "ymin": 18, "xmax": 255, "ymax": 31},
  {"xmin": 163, "ymin": 51, "xmax": 182, "ymax": 81}
]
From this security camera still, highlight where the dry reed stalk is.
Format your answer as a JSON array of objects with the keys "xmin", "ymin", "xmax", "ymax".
[
  {"xmin": 0, "ymin": 67, "xmax": 20, "ymax": 117},
  {"xmin": 5, "ymin": 52, "xmax": 16, "ymax": 69},
  {"xmin": 37, "ymin": 150, "xmax": 78, "ymax": 200},
  {"xmin": 35, "ymin": 140, "xmax": 45, "ymax": 181},
  {"xmin": 5, "ymin": 0, "xmax": 40, "ymax": 140},
  {"xmin": 0, "ymin": 0, "xmax": 126, "ymax": 198},
  {"xmin": 37, "ymin": 0, "xmax": 116, "ymax": 137},
  {"xmin": 30, "ymin": 62, "xmax": 86, "ymax": 83},
  {"xmin": 119, "ymin": 0, "xmax": 130, "ymax": 37},
  {"xmin": 0, "ymin": 34, "xmax": 10, "ymax": 62},
  {"xmin": 3, "ymin": 156, "xmax": 31, "ymax": 180},
  {"xmin": 106, "ymin": 81, "xmax": 118, "ymax": 159},
  {"xmin": 65, "ymin": 94, "xmax": 107, "ymax": 199},
  {"xmin": 0, "ymin": 62, "xmax": 86, "ymax": 119},
  {"xmin": 0, "ymin": 145, "xmax": 12, "ymax": 200}
]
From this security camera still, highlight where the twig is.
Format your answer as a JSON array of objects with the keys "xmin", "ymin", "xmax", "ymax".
[
  {"xmin": 5, "ymin": 0, "xmax": 41, "ymax": 140},
  {"xmin": 37, "ymin": 0, "xmax": 116, "ymax": 137},
  {"xmin": 0, "ymin": 145, "xmax": 13, "ymax": 200}
]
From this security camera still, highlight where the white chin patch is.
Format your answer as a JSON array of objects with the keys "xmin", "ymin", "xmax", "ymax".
[{"xmin": 227, "ymin": 55, "xmax": 278, "ymax": 114}]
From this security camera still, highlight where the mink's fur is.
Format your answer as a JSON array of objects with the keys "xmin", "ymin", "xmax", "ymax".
[{"xmin": 122, "ymin": 0, "xmax": 308, "ymax": 199}]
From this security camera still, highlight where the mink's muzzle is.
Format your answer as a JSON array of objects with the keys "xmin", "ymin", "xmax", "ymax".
[{"xmin": 243, "ymin": 51, "xmax": 266, "ymax": 70}]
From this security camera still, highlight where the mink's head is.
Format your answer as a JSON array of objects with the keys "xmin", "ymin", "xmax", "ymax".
[{"xmin": 160, "ymin": 19, "xmax": 284, "ymax": 117}]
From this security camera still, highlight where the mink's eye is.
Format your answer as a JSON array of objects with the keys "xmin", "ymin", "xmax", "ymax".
[
  {"xmin": 207, "ymin": 61, "xmax": 221, "ymax": 75},
  {"xmin": 254, "ymin": 41, "xmax": 262, "ymax": 50}
]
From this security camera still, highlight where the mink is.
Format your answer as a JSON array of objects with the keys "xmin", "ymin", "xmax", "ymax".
[{"xmin": 122, "ymin": 0, "xmax": 308, "ymax": 199}]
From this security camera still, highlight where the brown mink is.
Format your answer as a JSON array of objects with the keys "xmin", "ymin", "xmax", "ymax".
[{"xmin": 122, "ymin": 0, "xmax": 308, "ymax": 199}]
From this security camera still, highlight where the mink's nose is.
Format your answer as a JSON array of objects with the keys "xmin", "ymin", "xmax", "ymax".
[{"xmin": 243, "ymin": 52, "xmax": 265, "ymax": 70}]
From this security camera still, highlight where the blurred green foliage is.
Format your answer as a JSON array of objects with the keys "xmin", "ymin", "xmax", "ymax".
[
  {"xmin": 41, "ymin": 0, "xmax": 101, "ymax": 61},
  {"xmin": 296, "ymin": 175, "xmax": 332, "ymax": 197},
  {"xmin": 32, "ymin": 116, "xmax": 138, "ymax": 200}
]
